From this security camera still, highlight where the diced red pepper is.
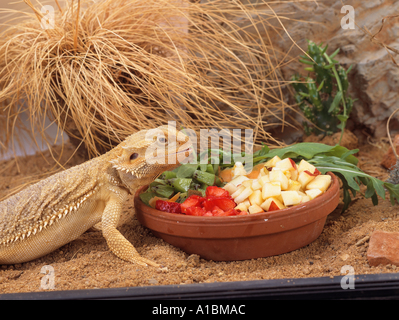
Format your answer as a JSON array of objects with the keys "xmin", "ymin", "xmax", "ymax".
[
  {"xmin": 213, "ymin": 208, "xmax": 240, "ymax": 216},
  {"xmin": 181, "ymin": 195, "xmax": 204, "ymax": 214},
  {"xmin": 155, "ymin": 200, "xmax": 182, "ymax": 213},
  {"xmin": 185, "ymin": 206, "xmax": 206, "ymax": 216},
  {"xmin": 205, "ymin": 186, "xmax": 230, "ymax": 198},
  {"xmin": 203, "ymin": 197, "xmax": 236, "ymax": 212},
  {"xmin": 211, "ymin": 206, "xmax": 224, "ymax": 216}
]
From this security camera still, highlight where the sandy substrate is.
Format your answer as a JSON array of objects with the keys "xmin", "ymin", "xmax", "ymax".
[{"xmin": 0, "ymin": 139, "xmax": 398, "ymax": 294}]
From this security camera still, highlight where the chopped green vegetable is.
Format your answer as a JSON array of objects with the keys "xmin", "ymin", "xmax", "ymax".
[
  {"xmin": 175, "ymin": 164, "xmax": 198, "ymax": 178},
  {"xmin": 193, "ymin": 170, "xmax": 215, "ymax": 186},
  {"xmin": 139, "ymin": 191, "xmax": 157, "ymax": 206},
  {"xmin": 173, "ymin": 178, "xmax": 192, "ymax": 193},
  {"xmin": 206, "ymin": 164, "xmax": 214, "ymax": 174},
  {"xmin": 160, "ymin": 171, "xmax": 177, "ymax": 180},
  {"xmin": 151, "ymin": 185, "xmax": 175, "ymax": 198}
]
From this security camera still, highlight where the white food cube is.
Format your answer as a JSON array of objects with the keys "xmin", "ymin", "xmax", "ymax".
[
  {"xmin": 281, "ymin": 191, "xmax": 302, "ymax": 206},
  {"xmin": 297, "ymin": 159, "xmax": 317, "ymax": 174},
  {"xmin": 234, "ymin": 187, "xmax": 254, "ymax": 204},
  {"xmin": 241, "ymin": 179, "xmax": 253, "ymax": 188},
  {"xmin": 306, "ymin": 175, "xmax": 332, "ymax": 192},
  {"xmin": 231, "ymin": 185, "xmax": 246, "ymax": 199},
  {"xmin": 287, "ymin": 179, "xmax": 302, "ymax": 191},
  {"xmin": 260, "ymin": 197, "xmax": 286, "ymax": 211},
  {"xmin": 232, "ymin": 162, "xmax": 247, "ymax": 178},
  {"xmin": 264, "ymin": 156, "xmax": 281, "ymax": 168},
  {"xmin": 262, "ymin": 182, "xmax": 281, "ymax": 199},
  {"xmin": 305, "ymin": 188, "xmax": 323, "ymax": 200},
  {"xmin": 297, "ymin": 170, "xmax": 316, "ymax": 189},
  {"xmin": 242, "ymin": 200, "xmax": 251, "ymax": 208},
  {"xmin": 252, "ymin": 179, "xmax": 263, "ymax": 191},
  {"xmin": 300, "ymin": 195, "xmax": 311, "ymax": 203},
  {"xmin": 248, "ymin": 204, "xmax": 264, "ymax": 214},
  {"xmin": 235, "ymin": 202, "xmax": 248, "ymax": 213},
  {"xmin": 258, "ymin": 175, "xmax": 270, "ymax": 186},
  {"xmin": 269, "ymin": 169, "xmax": 289, "ymax": 190},
  {"xmin": 275, "ymin": 158, "xmax": 297, "ymax": 171},
  {"xmin": 290, "ymin": 169, "xmax": 298, "ymax": 181},
  {"xmin": 249, "ymin": 190, "xmax": 263, "ymax": 206},
  {"xmin": 230, "ymin": 175, "xmax": 250, "ymax": 187},
  {"xmin": 223, "ymin": 182, "xmax": 238, "ymax": 195}
]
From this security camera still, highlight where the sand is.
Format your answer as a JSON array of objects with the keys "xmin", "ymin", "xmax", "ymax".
[{"xmin": 0, "ymin": 139, "xmax": 398, "ymax": 294}]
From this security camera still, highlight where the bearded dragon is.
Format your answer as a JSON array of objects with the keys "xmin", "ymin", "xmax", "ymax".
[{"xmin": 0, "ymin": 126, "xmax": 192, "ymax": 267}]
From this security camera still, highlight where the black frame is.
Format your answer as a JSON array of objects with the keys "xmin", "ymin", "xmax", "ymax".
[{"xmin": 1, "ymin": 273, "xmax": 399, "ymax": 300}]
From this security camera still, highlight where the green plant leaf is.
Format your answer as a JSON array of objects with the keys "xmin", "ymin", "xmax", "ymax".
[{"xmin": 328, "ymin": 91, "xmax": 343, "ymax": 113}]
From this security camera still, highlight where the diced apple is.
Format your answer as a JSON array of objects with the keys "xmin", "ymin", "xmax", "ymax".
[
  {"xmin": 306, "ymin": 175, "xmax": 332, "ymax": 192},
  {"xmin": 231, "ymin": 185, "xmax": 246, "ymax": 199},
  {"xmin": 297, "ymin": 159, "xmax": 317, "ymax": 174},
  {"xmin": 242, "ymin": 200, "xmax": 251, "ymax": 208},
  {"xmin": 290, "ymin": 169, "xmax": 298, "ymax": 181},
  {"xmin": 281, "ymin": 191, "xmax": 302, "ymax": 206},
  {"xmin": 269, "ymin": 169, "xmax": 289, "ymax": 190},
  {"xmin": 297, "ymin": 170, "xmax": 316, "ymax": 189},
  {"xmin": 235, "ymin": 202, "xmax": 248, "ymax": 213},
  {"xmin": 300, "ymin": 195, "xmax": 311, "ymax": 203},
  {"xmin": 283, "ymin": 170, "xmax": 291, "ymax": 180},
  {"xmin": 260, "ymin": 197, "xmax": 286, "ymax": 211},
  {"xmin": 261, "ymin": 182, "xmax": 281, "ymax": 199},
  {"xmin": 275, "ymin": 158, "xmax": 297, "ymax": 172},
  {"xmin": 242, "ymin": 179, "xmax": 253, "ymax": 188},
  {"xmin": 223, "ymin": 182, "xmax": 238, "ymax": 195},
  {"xmin": 297, "ymin": 190, "xmax": 307, "ymax": 197},
  {"xmin": 260, "ymin": 167, "xmax": 269, "ymax": 176},
  {"xmin": 248, "ymin": 204, "xmax": 264, "ymax": 214},
  {"xmin": 257, "ymin": 175, "xmax": 270, "ymax": 186},
  {"xmin": 287, "ymin": 179, "xmax": 301, "ymax": 191},
  {"xmin": 264, "ymin": 156, "xmax": 281, "ymax": 168},
  {"xmin": 249, "ymin": 190, "xmax": 263, "ymax": 206},
  {"xmin": 252, "ymin": 179, "xmax": 262, "ymax": 191},
  {"xmin": 232, "ymin": 162, "xmax": 247, "ymax": 178},
  {"xmin": 305, "ymin": 188, "xmax": 323, "ymax": 200},
  {"xmin": 230, "ymin": 175, "xmax": 250, "ymax": 187},
  {"xmin": 234, "ymin": 187, "xmax": 254, "ymax": 204}
]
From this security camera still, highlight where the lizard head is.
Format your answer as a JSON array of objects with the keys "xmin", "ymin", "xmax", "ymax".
[{"xmin": 111, "ymin": 125, "xmax": 193, "ymax": 193}]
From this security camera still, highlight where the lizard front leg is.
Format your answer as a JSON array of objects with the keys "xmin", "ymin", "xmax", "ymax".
[{"xmin": 101, "ymin": 191, "xmax": 159, "ymax": 267}]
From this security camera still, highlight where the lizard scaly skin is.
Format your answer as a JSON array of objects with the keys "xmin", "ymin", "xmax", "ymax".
[{"xmin": 0, "ymin": 126, "xmax": 192, "ymax": 267}]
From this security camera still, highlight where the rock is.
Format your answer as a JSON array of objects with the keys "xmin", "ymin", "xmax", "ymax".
[
  {"xmin": 367, "ymin": 230, "xmax": 399, "ymax": 267},
  {"xmin": 355, "ymin": 235, "xmax": 370, "ymax": 247},
  {"xmin": 381, "ymin": 134, "xmax": 399, "ymax": 169},
  {"xmin": 186, "ymin": 254, "xmax": 200, "ymax": 267},
  {"xmin": 340, "ymin": 253, "xmax": 350, "ymax": 261},
  {"xmin": 263, "ymin": 0, "xmax": 399, "ymax": 140}
]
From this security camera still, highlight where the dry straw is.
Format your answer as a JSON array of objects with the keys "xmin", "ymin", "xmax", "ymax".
[{"xmin": 0, "ymin": 0, "xmax": 300, "ymax": 159}]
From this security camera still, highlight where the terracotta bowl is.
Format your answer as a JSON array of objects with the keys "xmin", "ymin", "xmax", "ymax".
[{"xmin": 134, "ymin": 172, "xmax": 340, "ymax": 261}]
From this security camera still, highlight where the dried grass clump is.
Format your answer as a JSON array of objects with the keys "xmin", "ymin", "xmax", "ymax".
[{"xmin": 0, "ymin": 0, "xmax": 298, "ymax": 158}]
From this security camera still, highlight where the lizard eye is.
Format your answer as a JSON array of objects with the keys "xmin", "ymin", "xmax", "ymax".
[
  {"xmin": 130, "ymin": 153, "xmax": 139, "ymax": 161},
  {"xmin": 157, "ymin": 136, "xmax": 167, "ymax": 145}
]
